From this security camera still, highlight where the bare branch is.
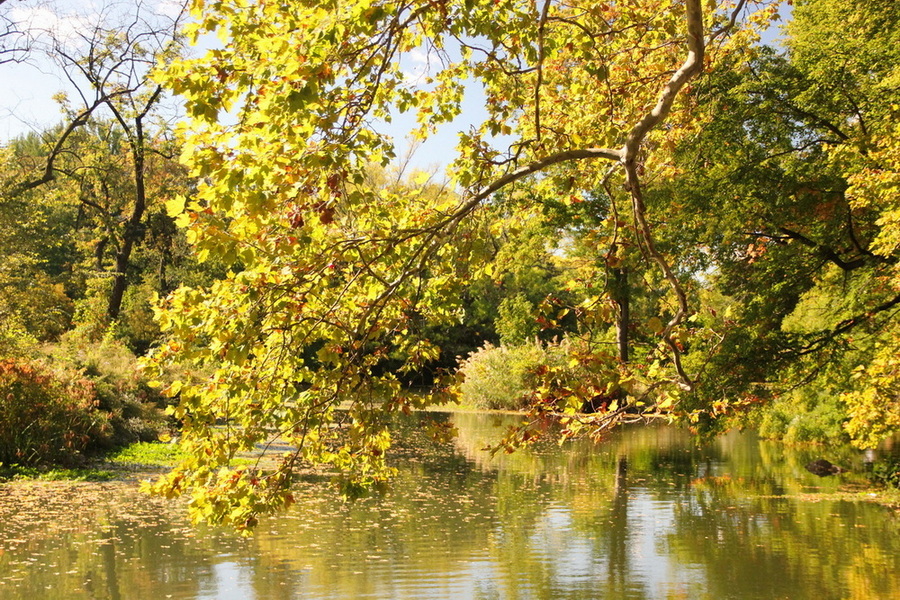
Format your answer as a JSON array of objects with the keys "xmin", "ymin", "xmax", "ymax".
[
  {"xmin": 5, "ymin": 95, "xmax": 116, "ymax": 196},
  {"xmin": 0, "ymin": 0, "xmax": 30, "ymax": 65}
]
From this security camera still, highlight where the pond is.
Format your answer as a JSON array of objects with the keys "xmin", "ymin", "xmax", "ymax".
[{"xmin": 1, "ymin": 412, "xmax": 898, "ymax": 600}]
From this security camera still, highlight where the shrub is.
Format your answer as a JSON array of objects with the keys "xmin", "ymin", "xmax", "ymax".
[
  {"xmin": 68, "ymin": 276, "xmax": 114, "ymax": 344},
  {"xmin": 41, "ymin": 335, "xmax": 167, "ymax": 448},
  {"xmin": 0, "ymin": 264, "xmax": 74, "ymax": 342},
  {"xmin": 870, "ymin": 457, "xmax": 900, "ymax": 489},
  {"xmin": 118, "ymin": 280, "xmax": 163, "ymax": 355},
  {"xmin": 458, "ymin": 340, "xmax": 566, "ymax": 410},
  {"xmin": 0, "ymin": 322, "xmax": 39, "ymax": 358},
  {"xmin": 754, "ymin": 391, "xmax": 848, "ymax": 444},
  {"xmin": 0, "ymin": 357, "xmax": 109, "ymax": 466},
  {"xmin": 69, "ymin": 277, "xmax": 163, "ymax": 355}
]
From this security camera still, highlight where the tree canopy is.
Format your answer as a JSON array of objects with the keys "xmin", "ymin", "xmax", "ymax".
[{"xmin": 97, "ymin": 0, "xmax": 900, "ymax": 531}]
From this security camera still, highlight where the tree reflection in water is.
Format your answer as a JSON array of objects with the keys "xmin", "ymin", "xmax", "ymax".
[{"xmin": 0, "ymin": 413, "xmax": 897, "ymax": 599}]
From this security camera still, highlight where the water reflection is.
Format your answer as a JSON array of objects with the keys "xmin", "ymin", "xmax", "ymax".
[{"xmin": 0, "ymin": 413, "xmax": 897, "ymax": 599}]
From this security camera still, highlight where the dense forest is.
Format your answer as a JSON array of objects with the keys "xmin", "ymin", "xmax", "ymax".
[{"xmin": 0, "ymin": 0, "xmax": 898, "ymax": 529}]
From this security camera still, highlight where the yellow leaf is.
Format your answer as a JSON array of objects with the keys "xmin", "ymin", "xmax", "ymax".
[{"xmin": 165, "ymin": 195, "xmax": 187, "ymax": 217}]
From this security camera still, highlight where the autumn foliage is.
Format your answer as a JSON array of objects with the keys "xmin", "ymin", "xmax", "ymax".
[{"xmin": 0, "ymin": 358, "xmax": 107, "ymax": 466}]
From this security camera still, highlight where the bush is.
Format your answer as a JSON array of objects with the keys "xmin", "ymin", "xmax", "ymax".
[
  {"xmin": 0, "ymin": 322, "xmax": 39, "ymax": 358},
  {"xmin": 69, "ymin": 277, "xmax": 163, "ymax": 355},
  {"xmin": 754, "ymin": 391, "xmax": 848, "ymax": 444},
  {"xmin": 68, "ymin": 276, "xmax": 114, "ymax": 344},
  {"xmin": 118, "ymin": 280, "xmax": 163, "ymax": 355},
  {"xmin": 0, "ymin": 264, "xmax": 74, "ymax": 342},
  {"xmin": 458, "ymin": 340, "xmax": 566, "ymax": 410},
  {"xmin": 870, "ymin": 457, "xmax": 900, "ymax": 489},
  {"xmin": 41, "ymin": 335, "xmax": 168, "ymax": 448},
  {"xmin": 0, "ymin": 357, "xmax": 109, "ymax": 466},
  {"xmin": 0, "ymin": 337, "xmax": 169, "ymax": 468}
]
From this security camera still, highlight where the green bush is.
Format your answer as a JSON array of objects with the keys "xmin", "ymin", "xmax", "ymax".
[
  {"xmin": 0, "ymin": 357, "xmax": 109, "ymax": 466},
  {"xmin": 41, "ymin": 335, "xmax": 167, "ymax": 448},
  {"xmin": 68, "ymin": 276, "xmax": 114, "ymax": 344},
  {"xmin": 0, "ymin": 263, "xmax": 74, "ymax": 342},
  {"xmin": 458, "ymin": 340, "xmax": 566, "ymax": 410},
  {"xmin": 870, "ymin": 458, "xmax": 900, "ymax": 489},
  {"xmin": 0, "ymin": 322, "xmax": 39, "ymax": 358},
  {"xmin": 754, "ymin": 391, "xmax": 848, "ymax": 444},
  {"xmin": 118, "ymin": 280, "xmax": 163, "ymax": 355},
  {"xmin": 69, "ymin": 277, "xmax": 163, "ymax": 355}
]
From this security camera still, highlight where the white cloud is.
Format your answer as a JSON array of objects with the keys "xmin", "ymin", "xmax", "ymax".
[
  {"xmin": 155, "ymin": 0, "xmax": 188, "ymax": 20},
  {"xmin": 10, "ymin": 3, "xmax": 98, "ymax": 50},
  {"xmin": 401, "ymin": 47, "xmax": 434, "ymax": 86},
  {"xmin": 9, "ymin": 0, "xmax": 185, "ymax": 52}
]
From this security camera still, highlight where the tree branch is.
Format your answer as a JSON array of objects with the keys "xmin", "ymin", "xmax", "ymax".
[
  {"xmin": 622, "ymin": 0, "xmax": 704, "ymax": 160},
  {"xmin": 438, "ymin": 147, "xmax": 623, "ymax": 232},
  {"xmin": 710, "ymin": 0, "xmax": 748, "ymax": 41},
  {"xmin": 619, "ymin": 0, "xmax": 705, "ymax": 390},
  {"xmin": 795, "ymin": 292, "xmax": 900, "ymax": 357},
  {"xmin": 777, "ymin": 225, "xmax": 888, "ymax": 271},
  {"xmin": 4, "ymin": 98, "xmax": 109, "ymax": 197},
  {"xmin": 534, "ymin": 0, "xmax": 552, "ymax": 141}
]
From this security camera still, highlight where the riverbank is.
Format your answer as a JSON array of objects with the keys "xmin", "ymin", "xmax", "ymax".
[
  {"xmin": 3, "ymin": 432, "xmax": 900, "ymax": 512},
  {"xmin": 0, "ymin": 441, "xmax": 182, "ymax": 484}
]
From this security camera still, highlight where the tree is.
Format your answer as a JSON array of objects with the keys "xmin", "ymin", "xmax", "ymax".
[
  {"xmin": 2, "ymin": 1, "xmax": 188, "ymax": 322},
  {"xmin": 142, "ymin": 0, "xmax": 783, "ymax": 529},
  {"xmin": 0, "ymin": 117, "xmax": 198, "ymax": 351},
  {"xmin": 0, "ymin": 134, "xmax": 79, "ymax": 340},
  {"xmin": 632, "ymin": 0, "xmax": 900, "ymax": 442},
  {"xmin": 0, "ymin": 0, "xmax": 29, "ymax": 66}
]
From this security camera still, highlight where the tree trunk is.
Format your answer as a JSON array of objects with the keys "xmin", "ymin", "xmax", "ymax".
[
  {"xmin": 94, "ymin": 237, "xmax": 108, "ymax": 271},
  {"xmin": 106, "ymin": 116, "xmax": 147, "ymax": 321},
  {"xmin": 611, "ymin": 267, "xmax": 630, "ymax": 363}
]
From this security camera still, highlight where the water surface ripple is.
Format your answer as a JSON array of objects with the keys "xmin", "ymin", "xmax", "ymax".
[{"xmin": 1, "ymin": 413, "xmax": 897, "ymax": 599}]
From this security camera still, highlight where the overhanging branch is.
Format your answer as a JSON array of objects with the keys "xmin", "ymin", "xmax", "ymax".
[
  {"xmin": 778, "ymin": 226, "xmax": 868, "ymax": 271},
  {"xmin": 795, "ymin": 292, "xmax": 900, "ymax": 357},
  {"xmin": 622, "ymin": 0, "xmax": 704, "ymax": 160},
  {"xmin": 441, "ymin": 146, "xmax": 623, "ymax": 230},
  {"xmin": 621, "ymin": 0, "xmax": 705, "ymax": 390}
]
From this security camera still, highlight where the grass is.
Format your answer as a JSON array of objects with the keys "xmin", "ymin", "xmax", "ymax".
[
  {"xmin": 105, "ymin": 441, "xmax": 185, "ymax": 467},
  {"xmin": 0, "ymin": 464, "xmax": 117, "ymax": 482},
  {"xmin": 106, "ymin": 440, "xmax": 253, "ymax": 468},
  {"xmin": 0, "ymin": 441, "xmax": 184, "ymax": 481},
  {"xmin": 0, "ymin": 439, "xmax": 259, "ymax": 483}
]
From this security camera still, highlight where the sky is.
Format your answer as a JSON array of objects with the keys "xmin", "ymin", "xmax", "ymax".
[
  {"xmin": 0, "ymin": 0, "xmax": 186, "ymax": 141},
  {"xmin": 0, "ymin": 0, "xmax": 791, "ymax": 173},
  {"xmin": 0, "ymin": 0, "xmax": 482, "ymax": 173}
]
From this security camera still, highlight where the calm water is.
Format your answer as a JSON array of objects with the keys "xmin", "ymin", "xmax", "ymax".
[{"xmin": 1, "ymin": 412, "xmax": 898, "ymax": 600}]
